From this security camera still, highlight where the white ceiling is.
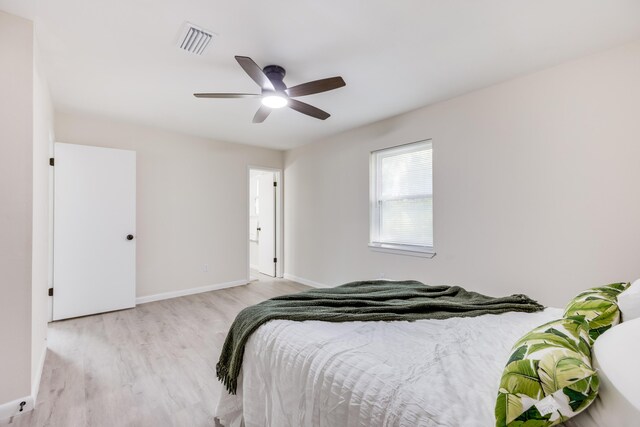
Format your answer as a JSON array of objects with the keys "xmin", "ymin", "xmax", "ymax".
[
  {"xmin": 15, "ymin": 1, "xmax": 640, "ymax": 149},
  {"xmin": 0, "ymin": 0, "xmax": 34, "ymax": 20}
]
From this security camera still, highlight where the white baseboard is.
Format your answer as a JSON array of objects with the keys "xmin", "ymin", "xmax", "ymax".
[
  {"xmin": 283, "ymin": 273, "xmax": 331, "ymax": 288},
  {"xmin": 250, "ymin": 264, "xmax": 259, "ymax": 271},
  {"xmin": 0, "ymin": 338, "xmax": 47, "ymax": 422},
  {"xmin": 136, "ymin": 279, "xmax": 248, "ymax": 305},
  {"xmin": 0, "ymin": 396, "xmax": 34, "ymax": 423}
]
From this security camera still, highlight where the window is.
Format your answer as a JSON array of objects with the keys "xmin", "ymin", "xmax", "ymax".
[{"xmin": 370, "ymin": 140, "xmax": 433, "ymax": 256}]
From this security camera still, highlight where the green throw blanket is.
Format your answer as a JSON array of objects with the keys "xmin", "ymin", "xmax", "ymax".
[{"xmin": 216, "ymin": 280, "xmax": 544, "ymax": 394}]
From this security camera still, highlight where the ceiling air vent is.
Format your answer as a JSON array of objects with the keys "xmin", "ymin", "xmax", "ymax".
[{"xmin": 177, "ymin": 23, "xmax": 215, "ymax": 55}]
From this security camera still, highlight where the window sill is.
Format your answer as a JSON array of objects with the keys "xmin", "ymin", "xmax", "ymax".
[{"xmin": 368, "ymin": 243, "xmax": 436, "ymax": 258}]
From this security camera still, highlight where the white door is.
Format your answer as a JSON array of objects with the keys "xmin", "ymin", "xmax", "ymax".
[
  {"xmin": 257, "ymin": 173, "xmax": 276, "ymax": 277},
  {"xmin": 53, "ymin": 143, "xmax": 136, "ymax": 320}
]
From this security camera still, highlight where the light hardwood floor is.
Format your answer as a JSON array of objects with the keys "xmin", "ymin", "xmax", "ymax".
[{"xmin": 3, "ymin": 279, "xmax": 307, "ymax": 427}]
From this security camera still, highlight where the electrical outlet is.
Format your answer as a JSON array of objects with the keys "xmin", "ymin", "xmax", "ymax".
[{"xmin": 203, "ymin": 264, "xmax": 209, "ymax": 272}]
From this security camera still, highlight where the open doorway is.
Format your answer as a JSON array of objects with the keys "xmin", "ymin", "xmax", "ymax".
[{"xmin": 248, "ymin": 167, "xmax": 283, "ymax": 282}]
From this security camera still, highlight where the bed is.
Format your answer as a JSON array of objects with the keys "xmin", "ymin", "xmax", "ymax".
[
  {"xmin": 215, "ymin": 278, "xmax": 640, "ymax": 427},
  {"xmin": 215, "ymin": 307, "xmax": 580, "ymax": 427}
]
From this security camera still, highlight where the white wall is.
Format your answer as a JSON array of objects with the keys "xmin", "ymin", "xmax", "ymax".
[
  {"xmin": 284, "ymin": 40, "xmax": 640, "ymax": 307},
  {"xmin": 0, "ymin": 9, "xmax": 33, "ymax": 406},
  {"xmin": 54, "ymin": 112, "xmax": 283, "ymax": 299}
]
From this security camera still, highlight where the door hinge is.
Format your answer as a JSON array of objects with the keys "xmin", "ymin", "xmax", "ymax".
[
  {"xmin": 49, "ymin": 158, "xmax": 54, "ymax": 166},
  {"xmin": 273, "ymin": 181, "xmax": 277, "ymax": 187},
  {"xmin": 48, "ymin": 288, "xmax": 53, "ymax": 296},
  {"xmin": 273, "ymin": 257, "xmax": 277, "ymax": 263}
]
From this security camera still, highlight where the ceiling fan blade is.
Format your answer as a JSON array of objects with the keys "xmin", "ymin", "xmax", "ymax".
[
  {"xmin": 235, "ymin": 56, "xmax": 275, "ymax": 91},
  {"xmin": 288, "ymin": 99, "xmax": 330, "ymax": 120},
  {"xmin": 252, "ymin": 105, "xmax": 271, "ymax": 123},
  {"xmin": 194, "ymin": 93, "xmax": 261, "ymax": 98},
  {"xmin": 286, "ymin": 77, "xmax": 345, "ymax": 97}
]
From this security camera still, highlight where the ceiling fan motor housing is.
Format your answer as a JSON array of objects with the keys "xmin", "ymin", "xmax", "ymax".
[{"xmin": 263, "ymin": 65, "xmax": 287, "ymax": 91}]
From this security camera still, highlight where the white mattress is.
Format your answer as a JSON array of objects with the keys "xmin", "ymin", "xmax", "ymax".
[{"xmin": 215, "ymin": 308, "xmax": 572, "ymax": 427}]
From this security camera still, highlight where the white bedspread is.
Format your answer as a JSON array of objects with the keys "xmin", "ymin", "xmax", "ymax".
[{"xmin": 215, "ymin": 308, "xmax": 566, "ymax": 427}]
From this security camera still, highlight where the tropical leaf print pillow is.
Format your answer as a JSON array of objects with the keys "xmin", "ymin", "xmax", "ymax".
[
  {"xmin": 563, "ymin": 282, "xmax": 630, "ymax": 343},
  {"xmin": 495, "ymin": 316, "xmax": 599, "ymax": 427}
]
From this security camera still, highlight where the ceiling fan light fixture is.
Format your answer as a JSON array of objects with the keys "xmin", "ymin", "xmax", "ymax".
[{"xmin": 261, "ymin": 94, "xmax": 288, "ymax": 109}]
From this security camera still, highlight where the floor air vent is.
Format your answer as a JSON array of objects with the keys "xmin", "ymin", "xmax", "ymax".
[{"xmin": 178, "ymin": 23, "xmax": 215, "ymax": 55}]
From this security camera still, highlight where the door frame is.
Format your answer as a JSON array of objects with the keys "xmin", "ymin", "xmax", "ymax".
[{"xmin": 247, "ymin": 166, "xmax": 283, "ymax": 280}]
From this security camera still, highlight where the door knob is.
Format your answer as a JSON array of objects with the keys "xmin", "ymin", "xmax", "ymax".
[
  {"xmin": 126, "ymin": 234, "xmax": 134, "ymax": 240},
  {"xmin": 257, "ymin": 227, "xmax": 262, "ymax": 231}
]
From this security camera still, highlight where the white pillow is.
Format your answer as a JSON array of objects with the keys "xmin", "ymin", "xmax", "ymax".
[
  {"xmin": 566, "ymin": 318, "xmax": 640, "ymax": 427},
  {"xmin": 618, "ymin": 278, "xmax": 640, "ymax": 322}
]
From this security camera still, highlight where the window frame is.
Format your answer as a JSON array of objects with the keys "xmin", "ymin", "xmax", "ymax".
[{"xmin": 369, "ymin": 139, "xmax": 435, "ymax": 258}]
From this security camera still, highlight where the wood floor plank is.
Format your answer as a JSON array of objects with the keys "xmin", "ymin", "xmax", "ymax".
[{"xmin": 2, "ymin": 278, "xmax": 307, "ymax": 427}]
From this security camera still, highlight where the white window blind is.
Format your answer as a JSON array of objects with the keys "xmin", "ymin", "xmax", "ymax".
[{"xmin": 370, "ymin": 140, "xmax": 433, "ymax": 253}]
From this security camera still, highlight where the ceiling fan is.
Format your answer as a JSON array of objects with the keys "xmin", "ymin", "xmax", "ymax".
[{"xmin": 194, "ymin": 56, "xmax": 346, "ymax": 123}]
